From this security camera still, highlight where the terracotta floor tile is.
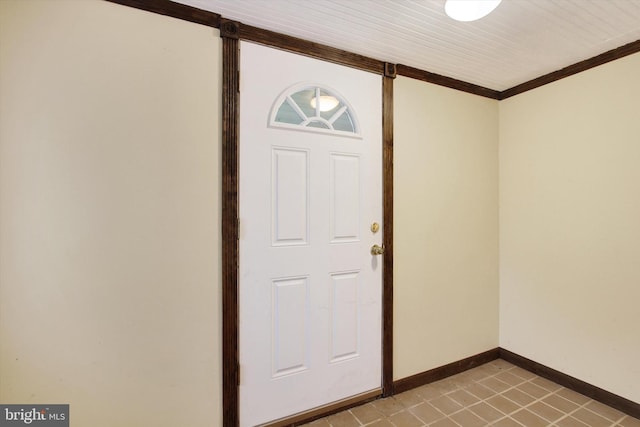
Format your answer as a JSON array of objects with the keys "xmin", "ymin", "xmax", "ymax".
[
  {"xmin": 395, "ymin": 389, "xmax": 426, "ymax": 409},
  {"xmin": 428, "ymin": 395, "xmax": 464, "ymax": 415},
  {"xmin": 427, "ymin": 417, "xmax": 458, "ymax": 427},
  {"xmin": 447, "ymin": 388, "xmax": 481, "ymax": 407},
  {"xmin": 465, "ymin": 366, "xmax": 495, "ymax": 381},
  {"xmin": 409, "ymin": 402, "xmax": 446, "ymax": 424},
  {"xmin": 531, "ymin": 376, "xmax": 563, "ymax": 392},
  {"xmin": 527, "ymin": 401, "xmax": 565, "ymax": 422},
  {"xmin": 365, "ymin": 419, "xmax": 394, "ymax": 427},
  {"xmin": 486, "ymin": 394, "xmax": 521, "ymax": 415},
  {"xmin": 511, "ymin": 409, "xmax": 549, "ymax": 427},
  {"xmin": 305, "ymin": 417, "xmax": 331, "ymax": 426},
  {"xmin": 388, "ymin": 410, "xmax": 425, "ymax": 427},
  {"xmin": 476, "ymin": 363, "xmax": 504, "ymax": 376},
  {"xmin": 449, "ymin": 370, "xmax": 477, "ymax": 385},
  {"xmin": 542, "ymin": 393, "xmax": 580, "ymax": 413},
  {"xmin": 468, "ymin": 401, "xmax": 504, "ymax": 422},
  {"xmin": 350, "ymin": 403, "xmax": 383, "ymax": 425},
  {"xmin": 416, "ymin": 384, "xmax": 447, "ymax": 401},
  {"xmin": 509, "ymin": 366, "xmax": 537, "ymax": 380},
  {"xmin": 584, "ymin": 400, "xmax": 626, "ymax": 422},
  {"xmin": 372, "ymin": 396, "xmax": 405, "ymax": 416},
  {"xmin": 517, "ymin": 380, "xmax": 552, "ymax": 399},
  {"xmin": 326, "ymin": 410, "xmax": 361, "ymax": 427},
  {"xmin": 495, "ymin": 371, "xmax": 527, "ymax": 387},
  {"xmin": 554, "ymin": 416, "xmax": 590, "ymax": 427},
  {"xmin": 490, "ymin": 359, "xmax": 516, "ymax": 370},
  {"xmin": 555, "ymin": 388, "xmax": 591, "ymax": 405},
  {"xmin": 481, "ymin": 376, "xmax": 512, "ymax": 393},
  {"xmin": 465, "ymin": 382, "xmax": 497, "ymax": 400},
  {"xmin": 303, "ymin": 360, "xmax": 631, "ymax": 427},
  {"xmin": 431, "ymin": 378, "xmax": 459, "ymax": 394},
  {"xmin": 618, "ymin": 416, "xmax": 640, "ymax": 427},
  {"xmin": 572, "ymin": 407, "xmax": 616, "ymax": 427},
  {"xmin": 501, "ymin": 387, "xmax": 537, "ymax": 406},
  {"xmin": 490, "ymin": 417, "xmax": 524, "ymax": 427},
  {"xmin": 449, "ymin": 409, "xmax": 487, "ymax": 427}
]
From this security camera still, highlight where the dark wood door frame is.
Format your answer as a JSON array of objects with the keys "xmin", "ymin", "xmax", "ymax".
[
  {"xmin": 221, "ymin": 19, "xmax": 395, "ymax": 426},
  {"xmin": 220, "ymin": 20, "xmax": 241, "ymax": 427}
]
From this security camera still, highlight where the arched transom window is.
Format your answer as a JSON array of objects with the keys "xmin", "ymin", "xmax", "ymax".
[{"xmin": 269, "ymin": 83, "xmax": 361, "ymax": 138}]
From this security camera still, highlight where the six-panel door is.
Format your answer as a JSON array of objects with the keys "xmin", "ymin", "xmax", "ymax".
[{"xmin": 239, "ymin": 41, "xmax": 383, "ymax": 426}]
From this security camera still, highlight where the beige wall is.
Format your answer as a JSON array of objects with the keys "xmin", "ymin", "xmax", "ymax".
[
  {"xmin": 499, "ymin": 53, "xmax": 640, "ymax": 402},
  {"xmin": 394, "ymin": 77, "xmax": 500, "ymax": 379},
  {"xmin": 0, "ymin": 1, "xmax": 222, "ymax": 426}
]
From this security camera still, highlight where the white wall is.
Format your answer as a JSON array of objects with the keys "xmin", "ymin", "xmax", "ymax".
[
  {"xmin": 0, "ymin": 1, "xmax": 222, "ymax": 426},
  {"xmin": 394, "ymin": 77, "xmax": 499, "ymax": 379},
  {"xmin": 499, "ymin": 53, "xmax": 640, "ymax": 402}
]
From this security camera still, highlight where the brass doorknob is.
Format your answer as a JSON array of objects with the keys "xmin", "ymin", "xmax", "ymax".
[{"xmin": 371, "ymin": 244, "xmax": 385, "ymax": 256}]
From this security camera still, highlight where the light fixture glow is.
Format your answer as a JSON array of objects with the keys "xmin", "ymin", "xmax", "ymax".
[
  {"xmin": 310, "ymin": 95, "xmax": 339, "ymax": 112},
  {"xmin": 445, "ymin": 0, "xmax": 502, "ymax": 22}
]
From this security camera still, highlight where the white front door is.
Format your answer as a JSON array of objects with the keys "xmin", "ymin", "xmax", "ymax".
[{"xmin": 239, "ymin": 41, "xmax": 383, "ymax": 426}]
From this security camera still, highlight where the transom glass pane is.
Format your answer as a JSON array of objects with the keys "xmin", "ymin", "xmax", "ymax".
[
  {"xmin": 333, "ymin": 112, "xmax": 355, "ymax": 132},
  {"xmin": 307, "ymin": 121, "xmax": 331, "ymax": 129},
  {"xmin": 275, "ymin": 100, "xmax": 304, "ymax": 125},
  {"xmin": 290, "ymin": 89, "xmax": 317, "ymax": 119}
]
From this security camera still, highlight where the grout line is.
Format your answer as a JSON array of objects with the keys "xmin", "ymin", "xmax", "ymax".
[
  {"xmin": 578, "ymin": 403, "xmax": 629, "ymax": 426},
  {"xmin": 551, "ymin": 393, "xmax": 595, "ymax": 425},
  {"xmin": 304, "ymin": 360, "xmax": 635, "ymax": 427},
  {"xmin": 468, "ymin": 364, "xmax": 571, "ymax": 426}
]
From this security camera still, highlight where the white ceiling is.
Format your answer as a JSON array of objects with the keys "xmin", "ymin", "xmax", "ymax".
[{"xmin": 174, "ymin": 0, "xmax": 640, "ymax": 91}]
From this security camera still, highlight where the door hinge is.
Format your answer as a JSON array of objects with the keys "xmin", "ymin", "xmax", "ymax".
[
  {"xmin": 237, "ymin": 363, "xmax": 241, "ymax": 385},
  {"xmin": 237, "ymin": 218, "xmax": 240, "ymax": 240}
]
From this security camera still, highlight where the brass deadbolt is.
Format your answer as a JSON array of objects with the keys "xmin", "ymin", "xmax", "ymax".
[{"xmin": 371, "ymin": 244, "xmax": 385, "ymax": 256}]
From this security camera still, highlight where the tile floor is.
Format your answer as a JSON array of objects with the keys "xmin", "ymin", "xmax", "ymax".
[{"xmin": 301, "ymin": 359, "xmax": 640, "ymax": 427}]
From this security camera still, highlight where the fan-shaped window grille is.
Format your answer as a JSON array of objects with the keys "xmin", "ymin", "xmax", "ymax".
[{"xmin": 269, "ymin": 84, "xmax": 361, "ymax": 138}]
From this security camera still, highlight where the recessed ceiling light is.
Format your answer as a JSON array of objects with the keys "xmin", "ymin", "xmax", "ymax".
[{"xmin": 445, "ymin": 0, "xmax": 502, "ymax": 22}]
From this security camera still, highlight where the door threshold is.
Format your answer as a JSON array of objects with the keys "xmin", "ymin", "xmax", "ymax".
[{"xmin": 258, "ymin": 388, "xmax": 382, "ymax": 427}]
